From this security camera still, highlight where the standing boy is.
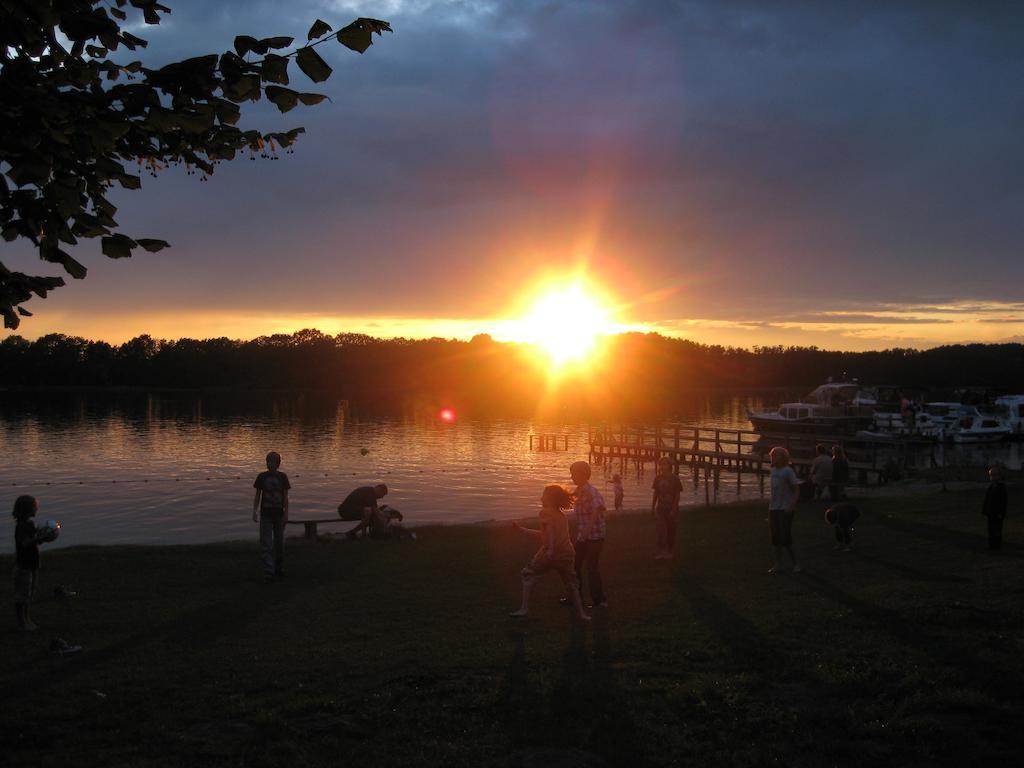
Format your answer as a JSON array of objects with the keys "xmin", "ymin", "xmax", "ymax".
[
  {"xmin": 981, "ymin": 467, "xmax": 1008, "ymax": 550},
  {"xmin": 253, "ymin": 452, "xmax": 290, "ymax": 581},
  {"xmin": 568, "ymin": 461, "xmax": 608, "ymax": 609}
]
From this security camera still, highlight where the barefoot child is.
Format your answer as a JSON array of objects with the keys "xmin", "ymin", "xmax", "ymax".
[
  {"xmin": 12, "ymin": 495, "xmax": 55, "ymax": 631},
  {"xmin": 510, "ymin": 485, "xmax": 590, "ymax": 621}
]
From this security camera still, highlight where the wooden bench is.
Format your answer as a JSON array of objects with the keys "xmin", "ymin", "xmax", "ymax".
[{"xmin": 286, "ymin": 518, "xmax": 351, "ymax": 539}]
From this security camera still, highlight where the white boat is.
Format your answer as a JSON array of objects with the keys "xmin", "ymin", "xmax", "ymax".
[
  {"xmin": 916, "ymin": 402, "xmax": 979, "ymax": 440},
  {"xmin": 748, "ymin": 383, "xmax": 877, "ymax": 435},
  {"xmin": 950, "ymin": 412, "xmax": 1011, "ymax": 443},
  {"xmin": 994, "ymin": 395, "xmax": 1024, "ymax": 439}
]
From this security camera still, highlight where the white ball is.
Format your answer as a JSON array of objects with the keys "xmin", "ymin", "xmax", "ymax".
[{"xmin": 39, "ymin": 519, "xmax": 61, "ymax": 542}]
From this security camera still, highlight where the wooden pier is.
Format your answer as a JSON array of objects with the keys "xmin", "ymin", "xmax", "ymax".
[
  {"xmin": 529, "ymin": 434, "xmax": 570, "ymax": 451},
  {"xmin": 587, "ymin": 424, "xmax": 914, "ymax": 504}
]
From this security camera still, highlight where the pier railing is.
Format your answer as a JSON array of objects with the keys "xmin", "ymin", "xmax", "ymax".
[{"xmin": 587, "ymin": 423, "xmax": 892, "ymax": 502}]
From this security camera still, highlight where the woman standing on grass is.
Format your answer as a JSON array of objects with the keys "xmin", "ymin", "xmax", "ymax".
[{"xmin": 768, "ymin": 447, "xmax": 801, "ymax": 575}]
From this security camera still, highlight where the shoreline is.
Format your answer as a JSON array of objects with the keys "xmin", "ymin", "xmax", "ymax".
[{"xmin": 3, "ymin": 480, "xmax": 1000, "ymax": 557}]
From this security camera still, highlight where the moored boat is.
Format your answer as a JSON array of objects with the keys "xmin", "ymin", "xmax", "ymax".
[
  {"xmin": 950, "ymin": 412, "xmax": 1012, "ymax": 443},
  {"xmin": 748, "ymin": 383, "xmax": 877, "ymax": 436},
  {"xmin": 994, "ymin": 395, "xmax": 1024, "ymax": 440}
]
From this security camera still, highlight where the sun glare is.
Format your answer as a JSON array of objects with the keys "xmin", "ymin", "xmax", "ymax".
[{"xmin": 514, "ymin": 283, "xmax": 615, "ymax": 366}]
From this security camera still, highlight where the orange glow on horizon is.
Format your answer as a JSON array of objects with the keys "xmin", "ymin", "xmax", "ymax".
[{"xmin": 501, "ymin": 280, "xmax": 619, "ymax": 369}]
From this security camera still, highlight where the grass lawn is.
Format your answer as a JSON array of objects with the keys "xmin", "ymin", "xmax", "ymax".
[{"xmin": 2, "ymin": 485, "xmax": 1022, "ymax": 767}]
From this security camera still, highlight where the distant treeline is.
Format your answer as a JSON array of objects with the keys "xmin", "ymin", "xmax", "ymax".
[{"xmin": 2, "ymin": 330, "xmax": 1023, "ymax": 417}]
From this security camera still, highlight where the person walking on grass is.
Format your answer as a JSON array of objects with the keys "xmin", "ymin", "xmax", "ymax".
[
  {"xmin": 566, "ymin": 460, "xmax": 608, "ymax": 609},
  {"xmin": 810, "ymin": 443, "xmax": 832, "ymax": 500},
  {"xmin": 768, "ymin": 447, "xmax": 801, "ymax": 575},
  {"xmin": 510, "ymin": 484, "xmax": 590, "ymax": 622},
  {"xmin": 982, "ymin": 466, "xmax": 1008, "ymax": 551},
  {"xmin": 12, "ymin": 495, "xmax": 53, "ymax": 631},
  {"xmin": 253, "ymin": 451, "xmax": 290, "ymax": 582},
  {"xmin": 830, "ymin": 445, "xmax": 849, "ymax": 500},
  {"xmin": 651, "ymin": 457, "xmax": 683, "ymax": 559}
]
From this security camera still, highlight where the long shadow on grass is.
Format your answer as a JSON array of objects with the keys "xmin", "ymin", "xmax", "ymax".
[
  {"xmin": 847, "ymin": 550, "xmax": 970, "ymax": 583},
  {"xmin": 675, "ymin": 573, "xmax": 851, "ymax": 764},
  {"xmin": 873, "ymin": 515, "xmax": 1024, "ymax": 559},
  {"xmin": 7, "ymin": 583, "xmax": 270, "ymax": 694},
  {"xmin": 798, "ymin": 573, "xmax": 1024, "ymax": 701},
  {"xmin": 498, "ymin": 622, "xmax": 649, "ymax": 768}
]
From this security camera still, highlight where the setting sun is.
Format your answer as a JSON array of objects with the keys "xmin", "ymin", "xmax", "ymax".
[{"xmin": 511, "ymin": 283, "xmax": 617, "ymax": 366}]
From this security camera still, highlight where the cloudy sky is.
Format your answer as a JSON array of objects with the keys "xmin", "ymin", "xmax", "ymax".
[{"xmin": 5, "ymin": 0, "xmax": 1024, "ymax": 349}]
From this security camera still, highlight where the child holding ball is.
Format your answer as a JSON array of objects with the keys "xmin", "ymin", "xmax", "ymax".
[{"xmin": 12, "ymin": 495, "xmax": 58, "ymax": 631}]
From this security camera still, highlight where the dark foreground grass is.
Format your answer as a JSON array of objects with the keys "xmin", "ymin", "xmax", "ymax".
[{"xmin": 2, "ymin": 486, "xmax": 1023, "ymax": 767}]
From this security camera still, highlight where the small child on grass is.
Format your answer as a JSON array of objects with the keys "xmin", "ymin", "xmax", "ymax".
[
  {"xmin": 825, "ymin": 502, "xmax": 860, "ymax": 550},
  {"xmin": 651, "ymin": 457, "xmax": 683, "ymax": 560},
  {"xmin": 12, "ymin": 495, "xmax": 55, "ymax": 631},
  {"xmin": 252, "ymin": 451, "xmax": 290, "ymax": 582},
  {"xmin": 510, "ymin": 484, "xmax": 590, "ymax": 621}
]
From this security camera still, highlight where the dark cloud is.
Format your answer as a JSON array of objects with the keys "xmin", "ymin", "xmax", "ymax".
[{"xmin": 7, "ymin": 0, "xmax": 1024, "ymax": 340}]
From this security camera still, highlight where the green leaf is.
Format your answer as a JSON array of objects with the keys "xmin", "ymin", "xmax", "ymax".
[
  {"xmin": 213, "ymin": 99, "xmax": 241, "ymax": 126},
  {"xmin": 263, "ymin": 36, "xmax": 294, "ymax": 50},
  {"xmin": 6, "ymin": 157, "xmax": 52, "ymax": 187},
  {"xmin": 41, "ymin": 246, "xmax": 87, "ymax": 280},
  {"xmin": 260, "ymin": 54, "xmax": 290, "ymax": 85},
  {"xmin": 61, "ymin": 253, "xmax": 88, "ymax": 280},
  {"xmin": 234, "ymin": 35, "xmax": 258, "ymax": 57},
  {"xmin": 296, "ymin": 47, "xmax": 332, "ymax": 83},
  {"xmin": 222, "ymin": 74, "xmax": 261, "ymax": 103},
  {"xmin": 298, "ymin": 93, "xmax": 329, "ymax": 106},
  {"xmin": 111, "ymin": 8, "xmax": 127, "ymax": 20},
  {"xmin": 307, "ymin": 19, "xmax": 332, "ymax": 41},
  {"xmin": 265, "ymin": 86, "xmax": 300, "ymax": 113},
  {"xmin": 101, "ymin": 234, "xmax": 137, "ymax": 259},
  {"xmin": 118, "ymin": 174, "xmax": 141, "ymax": 190},
  {"xmin": 120, "ymin": 32, "xmax": 148, "ymax": 50},
  {"xmin": 136, "ymin": 238, "xmax": 170, "ymax": 252},
  {"xmin": 338, "ymin": 18, "xmax": 392, "ymax": 54},
  {"xmin": 264, "ymin": 128, "xmax": 306, "ymax": 148}
]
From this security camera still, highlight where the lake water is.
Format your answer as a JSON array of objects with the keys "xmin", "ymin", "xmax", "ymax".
[{"xmin": 2, "ymin": 392, "xmax": 1020, "ymax": 551}]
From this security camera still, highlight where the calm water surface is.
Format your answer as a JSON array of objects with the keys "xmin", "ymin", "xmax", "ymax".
[{"xmin": 2, "ymin": 392, "xmax": 1020, "ymax": 551}]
